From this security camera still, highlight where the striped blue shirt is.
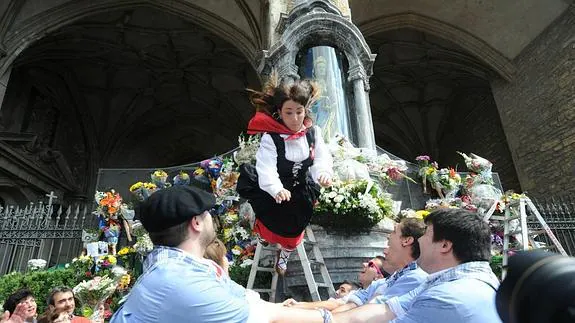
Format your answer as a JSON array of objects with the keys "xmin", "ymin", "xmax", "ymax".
[
  {"xmin": 348, "ymin": 261, "xmax": 427, "ymax": 306},
  {"xmin": 373, "ymin": 261, "xmax": 501, "ymax": 323}
]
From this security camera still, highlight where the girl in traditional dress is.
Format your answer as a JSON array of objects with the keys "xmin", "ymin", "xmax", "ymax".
[{"xmin": 237, "ymin": 74, "xmax": 334, "ymax": 275}]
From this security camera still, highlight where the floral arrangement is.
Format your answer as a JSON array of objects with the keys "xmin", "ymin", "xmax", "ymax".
[
  {"xmin": 233, "ymin": 133, "xmax": 261, "ymax": 166},
  {"xmin": 397, "ymin": 209, "xmax": 430, "ymax": 221},
  {"xmin": 131, "ymin": 221, "xmax": 154, "ymax": 256},
  {"xmin": 94, "ymin": 190, "xmax": 132, "ymax": 255},
  {"xmin": 329, "ymin": 135, "xmax": 411, "ymax": 186},
  {"xmin": 313, "ymin": 180, "xmax": 393, "ymax": 233},
  {"xmin": 129, "ymin": 182, "xmax": 157, "ymax": 201},
  {"xmin": 151, "ymin": 170, "xmax": 170, "ymax": 189},
  {"xmin": 173, "ymin": 171, "xmax": 190, "ymax": 186},
  {"xmin": 73, "ymin": 276, "xmax": 118, "ymax": 321},
  {"xmin": 27, "ymin": 259, "xmax": 47, "ymax": 271}
]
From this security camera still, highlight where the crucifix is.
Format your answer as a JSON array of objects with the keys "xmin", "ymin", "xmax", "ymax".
[{"xmin": 45, "ymin": 191, "xmax": 58, "ymax": 206}]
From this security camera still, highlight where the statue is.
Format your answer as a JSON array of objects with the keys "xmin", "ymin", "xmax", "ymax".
[{"xmin": 311, "ymin": 56, "xmax": 337, "ymax": 141}]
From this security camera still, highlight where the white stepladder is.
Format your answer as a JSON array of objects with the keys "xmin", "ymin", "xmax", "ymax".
[
  {"xmin": 483, "ymin": 196, "xmax": 567, "ymax": 279},
  {"xmin": 246, "ymin": 226, "xmax": 336, "ymax": 302}
]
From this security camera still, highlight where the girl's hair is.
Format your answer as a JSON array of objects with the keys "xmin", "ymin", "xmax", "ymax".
[
  {"xmin": 204, "ymin": 238, "xmax": 227, "ymax": 268},
  {"xmin": 38, "ymin": 307, "xmax": 69, "ymax": 323},
  {"xmin": 248, "ymin": 70, "xmax": 320, "ymax": 122}
]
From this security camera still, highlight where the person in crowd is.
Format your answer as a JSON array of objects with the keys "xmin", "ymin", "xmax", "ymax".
[
  {"xmin": 1, "ymin": 303, "xmax": 28, "ymax": 323},
  {"xmin": 2, "ymin": 289, "xmax": 37, "ymax": 323},
  {"xmin": 204, "ymin": 238, "xmax": 230, "ymax": 274},
  {"xmin": 110, "ymin": 185, "xmax": 338, "ymax": 323},
  {"xmin": 333, "ymin": 218, "xmax": 428, "ymax": 312},
  {"xmin": 283, "ymin": 256, "xmax": 386, "ymax": 310},
  {"xmin": 37, "ymin": 307, "xmax": 71, "ymax": 323},
  {"xmin": 334, "ymin": 280, "xmax": 360, "ymax": 300},
  {"xmin": 331, "ymin": 208, "xmax": 502, "ymax": 323},
  {"xmin": 237, "ymin": 74, "xmax": 333, "ymax": 275},
  {"xmin": 46, "ymin": 287, "xmax": 90, "ymax": 323}
]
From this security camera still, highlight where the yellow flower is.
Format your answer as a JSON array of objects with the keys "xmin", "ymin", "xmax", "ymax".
[
  {"xmin": 129, "ymin": 182, "xmax": 144, "ymax": 192},
  {"xmin": 118, "ymin": 247, "xmax": 134, "ymax": 256},
  {"xmin": 144, "ymin": 182, "xmax": 157, "ymax": 189},
  {"xmin": 415, "ymin": 210, "xmax": 430, "ymax": 219},
  {"xmin": 425, "ymin": 167, "xmax": 435, "ymax": 175},
  {"xmin": 119, "ymin": 274, "xmax": 131, "ymax": 289},
  {"xmin": 152, "ymin": 170, "xmax": 167, "ymax": 177}
]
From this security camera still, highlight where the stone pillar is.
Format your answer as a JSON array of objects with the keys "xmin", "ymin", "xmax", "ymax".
[{"xmin": 349, "ymin": 66, "xmax": 376, "ymax": 149}]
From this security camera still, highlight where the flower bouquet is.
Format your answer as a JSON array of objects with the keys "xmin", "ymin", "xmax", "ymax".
[
  {"xmin": 151, "ymin": 170, "xmax": 170, "ymax": 189},
  {"xmin": 27, "ymin": 259, "xmax": 47, "ymax": 271},
  {"xmin": 457, "ymin": 152, "xmax": 494, "ymax": 185},
  {"xmin": 173, "ymin": 171, "xmax": 190, "ymax": 186},
  {"xmin": 312, "ymin": 180, "xmax": 393, "ymax": 234},
  {"xmin": 129, "ymin": 182, "xmax": 158, "ymax": 201},
  {"xmin": 73, "ymin": 276, "xmax": 118, "ymax": 321},
  {"xmin": 233, "ymin": 133, "xmax": 261, "ymax": 166}
]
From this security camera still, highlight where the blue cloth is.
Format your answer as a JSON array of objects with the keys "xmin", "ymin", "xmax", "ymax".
[
  {"xmin": 374, "ymin": 261, "xmax": 501, "ymax": 323},
  {"xmin": 348, "ymin": 261, "xmax": 428, "ymax": 306},
  {"xmin": 110, "ymin": 247, "xmax": 250, "ymax": 323}
]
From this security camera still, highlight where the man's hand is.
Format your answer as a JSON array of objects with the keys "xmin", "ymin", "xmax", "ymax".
[
  {"xmin": 282, "ymin": 298, "xmax": 298, "ymax": 307},
  {"xmin": 1, "ymin": 303, "xmax": 27, "ymax": 323},
  {"xmin": 318, "ymin": 174, "xmax": 332, "ymax": 187},
  {"xmin": 275, "ymin": 189, "xmax": 291, "ymax": 203}
]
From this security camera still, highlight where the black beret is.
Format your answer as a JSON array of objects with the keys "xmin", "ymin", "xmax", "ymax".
[{"xmin": 137, "ymin": 185, "xmax": 216, "ymax": 233}]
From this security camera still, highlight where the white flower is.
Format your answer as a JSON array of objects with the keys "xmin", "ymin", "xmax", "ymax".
[
  {"xmin": 327, "ymin": 191, "xmax": 337, "ymax": 199},
  {"xmin": 333, "ymin": 195, "xmax": 344, "ymax": 203},
  {"xmin": 27, "ymin": 259, "xmax": 47, "ymax": 271},
  {"xmin": 335, "ymin": 203, "xmax": 341, "ymax": 209},
  {"xmin": 232, "ymin": 248, "xmax": 241, "ymax": 256},
  {"xmin": 240, "ymin": 259, "xmax": 254, "ymax": 268}
]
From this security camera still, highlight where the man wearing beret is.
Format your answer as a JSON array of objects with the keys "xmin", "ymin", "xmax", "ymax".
[{"xmin": 110, "ymin": 186, "xmax": 335, "ymax": 323}]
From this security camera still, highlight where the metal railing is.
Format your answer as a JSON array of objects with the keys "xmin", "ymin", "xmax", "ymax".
[
  {"xmin": 531, "ymin": 197, "xmax": 575, "ymax": 256},
  {"xmin": 0, "ymin": 201, "xmax": 96, "ymax": 274}
]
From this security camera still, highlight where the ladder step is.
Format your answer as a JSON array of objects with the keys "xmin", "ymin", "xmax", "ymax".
[
  {"xmin": 315, "ymin": 283, "xmax": 331, "ymax": 288},
  {"xmin": 303, "ymin": 239, "xmax": 317, "ymax": 245},
  {"xmin": 506, "ymin": 215, "xmax": 521, "ymax": 221},
  {"xmin": 505, "ymin": 229, "xmax": 522, "ymax": 236},
  {"xmin": 529, "ymin": 229, "xmax": 546, "ymax": 235},
  {"xmin": 253, "ymin": 289, "xmax": 273, "ymax": 293},
  {"xmin": 255, "ymin": 267, "xmax": 275, "ymax": 272},
  {"xmin": 309, "ymin": 260, "xmax": 325, "ymax": 266}
]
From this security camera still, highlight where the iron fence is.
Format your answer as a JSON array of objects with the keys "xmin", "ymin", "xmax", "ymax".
[
  {"xmin": 530, "ymin": 197, "xmax": 575, "ymax": 256},
  {"xmin": 0, "ymin": 201, "xmax": 97, "ymax": 275}
]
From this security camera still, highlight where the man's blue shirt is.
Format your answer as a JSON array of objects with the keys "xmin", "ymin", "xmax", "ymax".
[
  {"xmin": 110, "ymin": 247, "xmax": 250, "ymax": 323},
  {"xmin": 348, "ymin": 261, "xmax": 428, "ymax": 306},
  {"xmin": 374, "ymin": 261, "xmax": 502, "ymax": 323}
]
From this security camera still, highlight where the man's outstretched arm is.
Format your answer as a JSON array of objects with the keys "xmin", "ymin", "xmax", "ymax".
[{"xmin": 333, "ymin": 303, "xmax": 396, "ymax": 323}]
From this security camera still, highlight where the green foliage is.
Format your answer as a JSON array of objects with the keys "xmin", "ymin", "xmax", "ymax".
[
  {"xmin": 0, "ymin": 269, "xmax": 77, "ymax": 314},
  {"xmin": 229, "ymin": 264, "xmax": 271, "ymax": 288},
  {"xmin": 490, "ymin": 254, "xmax": 503, "ymax": 281}
]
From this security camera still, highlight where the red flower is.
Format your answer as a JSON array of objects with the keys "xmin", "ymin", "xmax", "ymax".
[{"xmin": 85, "ymin": 271, "xmax": 92, "ymax": 277}]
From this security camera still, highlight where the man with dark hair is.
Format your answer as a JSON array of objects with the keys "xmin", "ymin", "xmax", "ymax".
[
  {"xmin": 335, "ymin": 281, "xmax": 359, "ymax": 299},
  {"xmin": 47, "ymin": 287, "xmax": 90, "ymax": 323},
  {"xmin": 332, "ymin": 208, "xmax": 501, "ymax": 323},
  {"xmin": 333, "ymin": 218, "xmax": 428, "ymax": 312},
  {"xmin": 2, "ymin": 289, "xmax": 37, "ymax": 322},
  {"xmin": 111, "ymin": 185, "xmax": 339, "ymax": 323}
]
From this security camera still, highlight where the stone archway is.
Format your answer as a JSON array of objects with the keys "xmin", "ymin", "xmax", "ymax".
[
  {"xmin": 0, "ymin": 6, "xmax": 261, "ymax": 200},
  {"xmin": 367, "ymin": 28, "xmax": 520, "ymax": 191}
]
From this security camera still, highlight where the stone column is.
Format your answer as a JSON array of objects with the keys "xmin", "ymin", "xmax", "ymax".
[{"xmin": 349, "ymin": 65, "xmax": 376, "ymax": 149}]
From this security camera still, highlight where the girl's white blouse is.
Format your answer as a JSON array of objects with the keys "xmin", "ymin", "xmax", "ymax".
[{"xmin": 255, "ymin": 126, "xmax": 334, "ymax": 197}]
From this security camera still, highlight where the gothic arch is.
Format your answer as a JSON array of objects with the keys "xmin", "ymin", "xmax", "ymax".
[
  {"xmin": 0, "ymin": 0, "xmax": 261, "ymax": 76},
  {"xmin": 358, "ymin": 12, "xmax": 515, "ymax": 81}
]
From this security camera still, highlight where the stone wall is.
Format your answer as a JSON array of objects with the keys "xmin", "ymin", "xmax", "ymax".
[
  {"xmin": 491, "ymin": 9, "xmax": 575, "ymax": 197},
  {"xmin": 439, "ymin": 89, "xmax": 520, "ymax": 191}
]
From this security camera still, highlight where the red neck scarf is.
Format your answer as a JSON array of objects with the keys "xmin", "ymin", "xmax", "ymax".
[{"xmin": 247, "ymin": 112, "xmax": 309, "ymax": 140}]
